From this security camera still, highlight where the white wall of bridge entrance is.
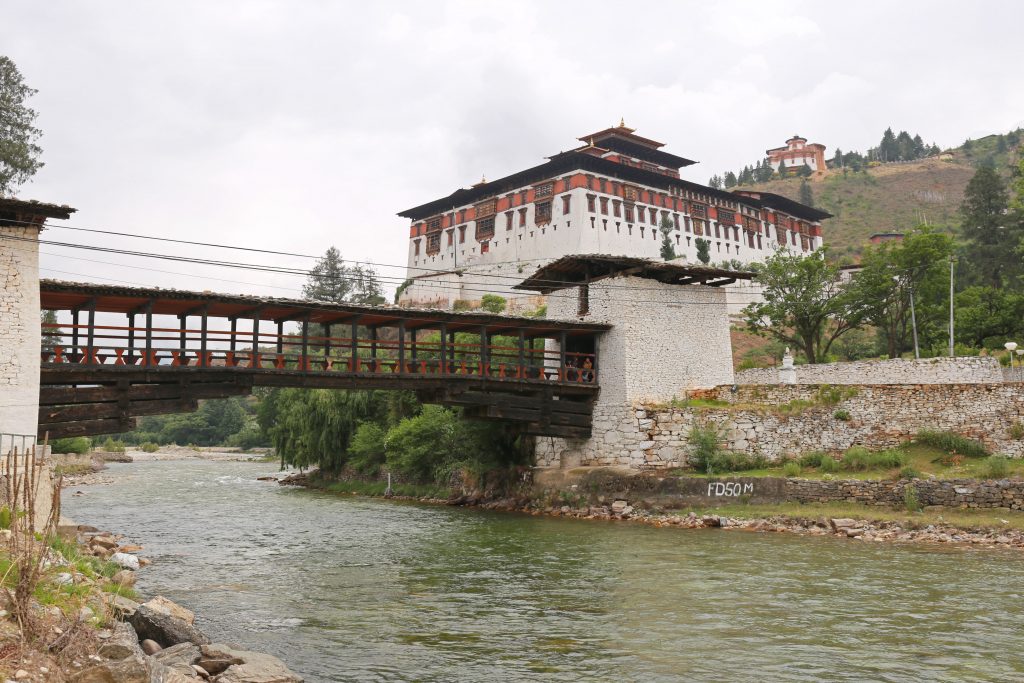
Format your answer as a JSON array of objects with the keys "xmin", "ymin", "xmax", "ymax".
[
  {"xmin": 0, "ymin": 225, "xmax": 42, "ymax": 452},
  {"xmin": 538, "ymin": 275, "xmax": 735, "ymax": 469}
]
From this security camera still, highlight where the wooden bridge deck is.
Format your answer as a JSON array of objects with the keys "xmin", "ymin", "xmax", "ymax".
[{"xmin": 38, "ymin": 281, "xmax": 607, "ymax": 440}]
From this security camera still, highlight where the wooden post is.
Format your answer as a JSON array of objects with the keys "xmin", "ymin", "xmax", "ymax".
[
  {"xmin": 251, "ymin": 312, "xmax": 260, "ymax": 367},
  {"xmin": 71, "ymin": 308, "xmax": 80, "ymax": 362},
  {"xmin": 517, "ymin": 328, "xmax": 526, "ymax": 378},
  {"xmin": 144, "ymin": 301, "xmax": 154, "ymax": 367},
  {"xmin": 350, "ymin": 316, "xmax": 360, "ymax": 372},
  {"xmin": 229, "ymin": 318, "xmax": 237, "ymax": 353},
  {"xmin": 439, "ymin": 324, "xmax": 447, "ymax": 374},
  {"xmin": 479, "ymin": 325, "xmax": 488, "ymax": 375},
  {"xmin": 126, "ymin": 312, "xmax": 135, "ymax": 365},
  {"xmin": 591, "ymin": 332, "xmax": 599, "ymax": 383},
  {"xmin": 410, "ymin": 328, "xmax": 418, "ymax": 361},
  {"xmin": 300, "ymin": 317, "xmax": 309, "ymax": 371},
  {"xmin": 276, "ymin": 320, "xmax": 284, "ymax": 354},
  {"xmin": 398, "ymin": 321, "xmax": 406, "ymax": 374},
  {"xmin": 369, "ymin": 326, "xmax": 378, "ymax": 359},
  {"xmin": 448, "ymin": 329, "xmax": 456, "ymax": 371},
  {"xmin": 324, "ymin": 323, "xmax": 332, "ymax": 359},
  {"xmin": 199, "ymin": 306, "xmax": 209, "ymax": 367},
  {"xmin": 559, "ymin": 331, "xmax": 568, "ymax": 381},
  {"xmin": 86, "ymin": 302, "xmax": 96, "ymax": 364},
  {"xmin": 179, "ymin": 315, "xmax": 187, "ymax": 361}
]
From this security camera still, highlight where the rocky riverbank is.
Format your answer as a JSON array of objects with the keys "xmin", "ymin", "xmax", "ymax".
[
  {"xmin": 6, "ymin": 520, "xmax": 304, "ymax": 683},
  {"xmin": 275, "ymin": 471, "xmax": 1024, "ymax": 551}
]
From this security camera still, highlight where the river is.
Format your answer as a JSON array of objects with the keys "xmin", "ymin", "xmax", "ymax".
[{"xmin": 62, "ymin": 458, "xmax": 1024, "ymax": 682}]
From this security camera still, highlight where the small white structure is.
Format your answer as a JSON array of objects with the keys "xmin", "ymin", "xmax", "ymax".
[
  {"xmin": 779, "ymin": 348, "xmax": 796, "ymax": 384},
  {"xmin": 0, "ymin": 198, "xmax": 76, "ymax": 452},
  {"xmin": 515, "ymin": 255, "xmax": 753, "ymax": 469}
]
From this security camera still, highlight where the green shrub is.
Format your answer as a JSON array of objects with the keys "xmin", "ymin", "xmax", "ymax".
[
  {"xmin": 140, "ymin": 442, "xmax": 160, "ymax": 453},
  {"xmin": 899, "ymin": 466, "xmax": 922, "ymax": 480},
  {"xmin": 0, "ymin": 507, "xmax": 10, "ymax": 530},
  {"xmin": 798, "ymin": 451, "xmax": 826, "ymax": 468},
  {"xmin": 903, "ymin": 485, "xmax": 922, "ymax": 512},
  {"xmin": 983, "ymin": 455, "xmax": 1010, "ymax": 479},
  {"xmin": 841, "ymin": 447, "xmax": 872, "ymax": 471},
  {"xmin": 914, "ymin": 430, "xmax": 989, "ymax": 458},
  {"xmin": 1009, "ymin": 422, "xmax": 1024, "ymax": 440},
  {"xmin": 348, "ymin": 423, "xmax": 387, "ymax": 475},
  {"xmin": 818, "ymin": 456, "xmax": 840, "ymax": 473},
  {"xmin": 687, "ymin": 423, "xmax": 724, "ymax": 474},
  {"xmin": 50, "ymin": 437, "xmax": 91, "ymax": 455},
  {"xmin": 451, "ymin": 299, "xmax": 473, "ymax": 312},
  {"xmin": 100, "ymin": 438, "xmax": 126, "ymax": 454},
  {"xmin": 782, "ymin": 461, "xmax": 801, "ymax": 478},
  {"xmin": 841, "ymin": 447, "xmax": 906, "ymax": 471},
  {"xmin": 833, "ymin": 409, "xmax": 851, "ymax": 421}
]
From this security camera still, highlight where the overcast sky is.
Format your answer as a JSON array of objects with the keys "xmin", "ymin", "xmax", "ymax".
[{"xmin": 4, "ymin": 0, "xmax": 1023, "ymax": 299}]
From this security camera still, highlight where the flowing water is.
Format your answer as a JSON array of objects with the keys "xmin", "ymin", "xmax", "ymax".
[{"xmin": 63, "ymin": 459, "xmax": 1024, "ymax": 682}]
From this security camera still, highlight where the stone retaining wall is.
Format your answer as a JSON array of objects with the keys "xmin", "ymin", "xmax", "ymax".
[
  {"xmin": 564, "ymin": 470, "xmax": 1024, "ymax": 510},
  {"xmin": 736, "ymin": 356, "xmax": 1003, "ymax": 385},
  {"xmin": 536, "ymin": 382, "xmax": 1024, "ymax": 469}
]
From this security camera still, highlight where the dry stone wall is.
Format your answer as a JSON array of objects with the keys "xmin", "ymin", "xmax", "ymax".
[
  {"xmin": 0, "ymin": 226, "xmax": 41, "ymax": 450},
  {"xmin": 735, "ymin": 356, "xmax": 1003, "ymax": 385},
  {"xmin": 536, "ymin": 383, "xmax": 1024, "ymax": 470}
]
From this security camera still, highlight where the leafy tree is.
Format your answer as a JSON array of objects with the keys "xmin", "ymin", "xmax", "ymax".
[
  {"xmin": 695, "ymin": 237, "xmax": 711, "ymax": 264},
  {"xmin": 953, "ymin": 286, "xmax": 1024, "ymax": 348},
  {"xmin": 271, "ymin": 389, "xmax": 386, "ymax": 472},
  {"xmin": 799, "ymin": 179, "xmax": 814, "ymax": 207},
  {"xmin": 480, "ymin": 294, "xmax": 506, "ymax": 314},
  {"xmin": 0, "ymin": 56, "xmax": 44, "ymax": 196},
  {"xmin": 659, "ymin": 216, "xmax": 676, "ymax": 260},
  {"xmin": 795, "ymin": 164, "xmax": 813, "ymax": 178},
  {"xmin": 347, "ymin": 423, "xmax": 387, "ymax": 475},
  {"xmin": 723, "ymin": 171, "xmax": 737, "ymax": 188},
  {"xmin": 40, "ymin": 310, "xmax": 59, "ymax": 352},
  {"xmin": 742, "ymin": 249, "xmax": 867, "ymax": 364},
  {"xmin": 851, "ymin": 228, "xmax": 954, "ymax": 357},
  {"xmin": 958, "ymin": 165, "xmax": 1016, "ymax": 288}
]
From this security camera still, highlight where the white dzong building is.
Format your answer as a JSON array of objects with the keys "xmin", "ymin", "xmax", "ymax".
[{"xmin": 397, "ymin": 123, "xmax": 830, "ymax": 312}]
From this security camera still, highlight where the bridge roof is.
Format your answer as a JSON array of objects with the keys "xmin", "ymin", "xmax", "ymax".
[
  {"xmin": 514, "ymin": 255, "xmax": 754, "ymax": 294},
  {"xmin": 40, "ymin": 280, "xmax": 609, "ymax": 335}
]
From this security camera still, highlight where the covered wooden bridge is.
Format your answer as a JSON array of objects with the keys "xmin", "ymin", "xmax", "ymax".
[{"xmin": 38, "ymin": 280, "xmax": 608, "ymax": 440}]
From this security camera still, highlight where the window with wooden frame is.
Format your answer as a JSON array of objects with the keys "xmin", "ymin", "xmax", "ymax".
[
  {"xmin": 690, "ymin": 203, "xmax": 706, "ymax": 219},
  {"xmin": 426, "ymin": 233, "xmax": 441, "ymax": 254},
  {"xmin": 561, "ymin": 194, "xmax": 571, "ymax": 214},
  {"xmin": 649, "ymin": 207, "xmax": 657, "ymax": 224},
  {"xmin": 475, "ymin": 216, "xmax": 495, "ymax": 240},
  {"xmin": 599, "ymin": 197, "xmax": 609, "ymax": 215},
  {"xmin": 426, "ymin": 216, "xmax": 442, "ymax": 232},
  {"xmin": 518, "ymin": 208, "xmax": 527, "ymax": 226},
  {"xmin": 693, "ymin": 219, "xmax": 705, "ymax": 236},
  {"xmin": 535, "ymin": 201, "xmax": 552, "ymax": 225},
  {"xmin": 458, "ymin": 225, "xmax": 466, "ymax": 243},
  {"xmin": 413, "ymin": 239, "xmax": 421, "ymax": 256},
  {"xmin": 587, "ymin": 194, "xmax": 596, "ymax": 212},
  {"xmin": 612, "ymin": 200, "xmax": 621, "ymax": 218},
  {"xmin": 623, "ymin": 184, "xmax": 639, "ymax": 202},
  {"xmin": 578, "ymin": 283, "xmax": 589, "ymax": 315},
  {"xmin": 718, "ymin": 209, "xmax": 735, "ymax": 226},
  {"xmin": 475, "ymin": 199, "xmax": 496, "ymax": 219},
  {"xmin": 534, "ymin": 182, "xmax": 554, "ymax": 199},
  {"xmin": 624, "ymin": 204, "xmax": 634, "ymax": 223},
  {"xmin": 447, "ymin": 230, "xmax": 454, "ymax": 246},
  {"xmin": 505, "ymin": 211, "xmax": 513, "ymax": 230}
]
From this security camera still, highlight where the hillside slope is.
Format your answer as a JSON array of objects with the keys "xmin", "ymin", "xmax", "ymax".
[{"xmin": 737, "ymin": 134, "xmax": 1022, "ymax": 258}]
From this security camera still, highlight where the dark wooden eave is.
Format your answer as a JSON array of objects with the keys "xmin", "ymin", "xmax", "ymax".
[{"xmin": 514, "ymin": 255, "xmax": 754, "ymax": 294}]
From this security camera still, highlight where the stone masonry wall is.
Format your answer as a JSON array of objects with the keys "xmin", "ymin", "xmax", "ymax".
[
  {"xmin": 735, "ymin": 356, "xmax": 1003, "ymax": 385},
  {"xmin": 538, "ymin": 275, "xmax": 736, "ymax": 469},
  {"xmin": 536, "ymin": 383, "xmax": 1024, "ymax": 469},
  {"xmin": 0, "ymin": 226, "xmax": 42, "ymax": 452}
]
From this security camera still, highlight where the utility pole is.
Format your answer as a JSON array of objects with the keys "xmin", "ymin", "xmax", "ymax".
[{"xmin": 949, "ymin": 256, "xmax": 956, "ymax": 357}]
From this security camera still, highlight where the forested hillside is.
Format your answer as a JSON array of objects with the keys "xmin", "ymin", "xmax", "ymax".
[{"xmin": 735, "ymin": 130, "xmax": 1023, "ymax": 257}]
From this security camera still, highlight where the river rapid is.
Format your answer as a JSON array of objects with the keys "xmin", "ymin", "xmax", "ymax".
[{"xmin": 62, "ymin": 459, "xmax": 1024, "ymax": 682}]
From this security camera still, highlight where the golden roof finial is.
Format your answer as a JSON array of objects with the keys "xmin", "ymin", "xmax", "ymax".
[
  {"xmin": 619, "ymin": 116, "xmax": 626, "ymax": 128},
  {"xmin": 481, "ymin": 173, "xmax": 486, "ymax": 183},
  {"xmin": 588, "ymin": 137, "xmax": 595, "ymax": 147}
]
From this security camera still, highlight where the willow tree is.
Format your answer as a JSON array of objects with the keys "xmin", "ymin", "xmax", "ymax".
[{"xmin": 271, "ymin": 389, "xmax": 385, "ymax": 473}]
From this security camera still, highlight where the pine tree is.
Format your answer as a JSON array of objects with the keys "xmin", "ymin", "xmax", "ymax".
[
  {"xmin": 708, "ymin": 175, "xmax": 723, "ymax": 189},
  {"xmin": 832, "ymin": 148, "xmax": 843, "ymax": 167},
  {"xmin": 959, "ymin": 165, "xmax": 1016, "ymax": 288},
  {"xmin": 695, "ymin": 238, "xmax": 711, "ymax": 264},
  {"xmin": 303, "ymin": 246, "xmax": 385, "ymax": 305},
  {"xmin": 659, "ymin": 217, "xmax": 676, "ymax": 261},
  {"xmin": 912, "ymin": 134, "xmax": 925, "ymax": 159},
  {"xmin": 799, "ymin": 179, "xmax": 814, "ymax": 207},
  {"xmin": 724, "ymin": 171, "xmax": 737, "ymax": 188},
  {"xmin": 0, "ymin": 56, "xmax": 45, "ymax": 195},
  {"xmin": 879, "ymin": 127, "xmax": 898, "ymax": 162}
]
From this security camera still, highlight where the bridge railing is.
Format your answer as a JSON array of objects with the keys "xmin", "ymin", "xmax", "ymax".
[{"xmin": 41, "ymin": 323, "xmax": 598, "ymax": 385}]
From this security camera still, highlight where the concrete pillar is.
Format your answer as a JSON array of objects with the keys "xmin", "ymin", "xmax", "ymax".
[{"xmin": 0, "ymin": 224, "xmax": 43, "ymax": 453}]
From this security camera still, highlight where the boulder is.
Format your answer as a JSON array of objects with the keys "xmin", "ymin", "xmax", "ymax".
[
  {"xmin": 98, "ymin": 622, "xmax": 144, "ymax": 661},
  {"xmin": 70, "ymin": 656, "xmax": 151, "ymax": 683},
  {"xmin": 111, "ymin": 553, "xmax": 141, "ymax": 570},
  {"xmin": 829, "ymin": 518, "xmax": 858, "ymax": 532},
  {"xmin": 104, "ymin": 595, "xmax": 141, "ymax": 619},
  {"xmin": 150, "ymin": 660, "xmax": 197, "ymax": 683},
  {"xmin": 197, "ymin": 645, "xmax": 244, "ymax": 676},
  {"xmin": 128, "ymin": 605, "xmax": 210, "ymax": 648},
  {"xmin": 112, "ymin": 570, "xmax": 137, "ymax": 588},
  {"xmin": 610, "ymin": 500, "xmax": 628, "ymax": 514},
  {"xmin": 153, "ymin": 643, "xmax": 202, "ymax": 677},
  {"xmin": 203, "ymin": 645, "xmax": 302, "ymax": 683},
  {"xmin": 144, "ymin": 597, "xmax": 196, "ymax": 625},
  {"xmin": 141, "ymin": 640, "xmax": 163, "ymax": 656},
  {"xmin": 702, "ymin": 515, "xmax": 722, "ymax": 528},
  {"xmin": 90, "ymin": 536, "xmax": 120, "ymax": 550}
]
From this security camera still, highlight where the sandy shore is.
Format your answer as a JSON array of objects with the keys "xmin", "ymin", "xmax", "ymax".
[{"xmin": 60, "ymin": 446, "xmax": 273, "ymax": 487}]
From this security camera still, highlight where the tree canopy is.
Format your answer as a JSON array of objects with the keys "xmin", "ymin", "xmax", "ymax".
[
  {"xmin": 303, "ymin": 246, "xmax": 385, "ymax": 305},
  {"xmin": 0, "ymin": 56, "xmax": 44, "ymax": 196}
]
